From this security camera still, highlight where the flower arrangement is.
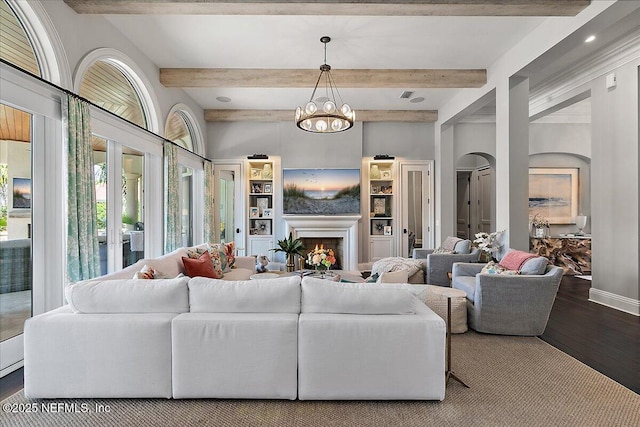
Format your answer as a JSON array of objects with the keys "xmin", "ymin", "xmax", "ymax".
[
  {"xmin": 307, "ymin": 244, "xmax": 336, "ymax": 270},
  {"xmin": 473, "ymin": 230, "xmax": 504, "ymax": 257},
  {"xmin": 530, "ymin": 214, "xmax": 549, "ymax": 229}
]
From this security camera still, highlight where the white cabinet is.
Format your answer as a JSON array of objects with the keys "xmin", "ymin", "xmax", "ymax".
[
  {"xmin": 369, "ymin": 237, "xmax": 394, "ymax": 261},
  {"xmin": 366, "ymin": 158, "xmax": 396, "ymax": 260},
  {"xmin": 246, "ymin": 158, "xmax": 279, "ymax": 257}
]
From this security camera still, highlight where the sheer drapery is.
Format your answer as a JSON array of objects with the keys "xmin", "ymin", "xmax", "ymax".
[
  {"xmin": 203, "ymin": 160, "xmax": 215, "ymax": 243},
  {"xmin": 64, "ymin": 94, "xmax": 100, "ymax": 282},
  {"xmin": 164, "ymin": 141, "xmax": 180, "ymax": 253}
]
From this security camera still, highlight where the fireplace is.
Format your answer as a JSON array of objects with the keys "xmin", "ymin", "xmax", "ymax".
[
  {"xmin": 300, "ymin": 237, "xmax": 344, "ymax": 270},
  {"xmin": 283, "ymin": 215, "xmax": 361, "ymax": 271}
]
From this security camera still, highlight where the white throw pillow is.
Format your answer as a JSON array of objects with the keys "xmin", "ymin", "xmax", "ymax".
[
  {"xmin": 188, "ymin": 275, "xmax": 301, "ymax": 313},
  {"xmin": 65, "ymin": 277, "xmax": 190, "ymax": 314},
  {"xmin": 377, "ymin": 270, "xmax": 409, "ymax": 283},
  {"xmin": 301, "ymin": 277, "xmax": 416, "ymax": 314}
]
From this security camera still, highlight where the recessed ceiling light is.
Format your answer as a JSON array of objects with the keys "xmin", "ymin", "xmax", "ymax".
[
  {"xmin": 410, "ymin": 97, "xmax": 425, "ymax": 104},
  {"xmin": 216, "ymin": 96, "xmax": 231, "ymax": 103},
  {"xmin": 584, "ymin": 35, "xmax": 596, "ymax": 43}
]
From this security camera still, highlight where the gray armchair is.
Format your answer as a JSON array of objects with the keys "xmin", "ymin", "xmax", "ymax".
[
  {"xmin": 452, "ymin": 262, "xmax": 563, "ymax": 336},
  {"xmin": 413, "ymin": 247, "xmax": 481, "ymax": 287}
]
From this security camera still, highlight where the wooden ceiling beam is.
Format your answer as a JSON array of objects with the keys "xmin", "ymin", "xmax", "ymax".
[
  {"xmin": 161, "ymin": 68, "xmax": 486, "ymax": 89},
  {"xmin": 63, "ymin": 1, "xmax": 590, "ymax": 17},
  {"xmin": 205, "ymin": 109, "xmax": 438, "ymax": 123}
]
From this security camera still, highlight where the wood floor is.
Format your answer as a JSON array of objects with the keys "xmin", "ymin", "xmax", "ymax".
[
  {"xmin": 540, "ymin": 275, "xmax": 640, "ymax": 393},
  {"xmin": 1, "ymin": 275, "xmax": 638, "ymax": 401}
]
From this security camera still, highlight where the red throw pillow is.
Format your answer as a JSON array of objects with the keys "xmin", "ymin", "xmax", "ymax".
[{"xmin": 182, "ymin": 251, "xmax": 223, "ymax": 279}]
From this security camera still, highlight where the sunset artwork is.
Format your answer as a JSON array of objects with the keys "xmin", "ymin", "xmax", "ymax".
[
  {"xmin": 528, "ymin": 168, "xmax": 578, "ymax": 224},
  {"xmin": 283, "ymin": 169, "xmax": 360, "ymax": 215}
]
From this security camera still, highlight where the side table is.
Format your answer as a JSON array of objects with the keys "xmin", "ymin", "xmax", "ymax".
[{"xmin": 424, "ymin": 285, "xmax": 468, "ymax": 334}]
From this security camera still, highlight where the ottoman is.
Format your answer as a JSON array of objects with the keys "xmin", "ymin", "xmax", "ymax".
[{"xmin": 424, "ymin": 285, "xmax": 468, "ymax": 333}]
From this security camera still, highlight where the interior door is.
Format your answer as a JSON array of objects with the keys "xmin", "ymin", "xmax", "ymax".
[
  {"xmin": 456, "ymin": 171, "xmax": 471, "ymax": 239},
  {"xmin": 400, "ymin": 162, "xmax": 432, "ymax": 257},
  {"xmin": 474, "ymin": 167, "xmax": 493, "ymax": 234}
]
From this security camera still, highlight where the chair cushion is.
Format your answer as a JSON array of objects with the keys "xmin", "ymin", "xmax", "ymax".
[
  {"xmin": 453, "ymin": 239, "xmax": 472, "ymax": 254},
  {"xmin": 481, "ymin": 261, "xmax": 518, "ymax": 275},
  {"xmin": 301, "ymin": 277, "xmax": 416, "ymax": 314},
  {"xmin": 453, "ymin": 276, "xmax": 476, "ymax": 303},
  {"xmin": 520, "ymin": 256, "xmax": 549, "ymax": 275},
  {"xmin": 377, "ymin": 270, "xmax": 409, "ymax": 283},
  {"xmin": 65, "ymin": 277, "xmax": 190, "ymax": 313},
  {"xmin": 188, "ymin": 276, "xmax": 301, "ymax": 313},
  {"xmin": 441, "ymin": 236, "xmax": 462, "ymax": 251}
]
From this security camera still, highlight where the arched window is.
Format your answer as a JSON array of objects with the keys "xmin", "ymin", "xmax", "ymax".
[
  {"xmin": 0, "ymin": 0, "xmax": 40, "ymax": 76},
  {"xmin": 79, "ymin": 60, "xmax": 147, "ymax": 129},
  {"xmin": 165, "ymin": 110, "xmax": 194, "ymax": 152}
]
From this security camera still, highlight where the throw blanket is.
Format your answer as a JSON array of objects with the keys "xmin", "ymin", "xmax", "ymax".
[
  {"xmin": 371, "ymin": 257, "xmax": 423, "ymax": 278},
  {"xmin": 499, "ymin": 249, "xmax": 537, "ymax": 272}
]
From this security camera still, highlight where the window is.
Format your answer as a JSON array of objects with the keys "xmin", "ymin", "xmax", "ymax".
[
  {"xmin": 0, "ymin": 0, "xmax": 40, "ymax": 76},
  {"xmin": 166, "ymin": 111, "xmax": 194, "ymax": 152},
  {"xmin": 80, "ymin": 60, "xmax": 147, "ymax": 129}
]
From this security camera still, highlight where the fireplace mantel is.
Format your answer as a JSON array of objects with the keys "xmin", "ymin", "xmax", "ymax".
[{"xmin": 283, "ymin": 215, "xmax": 361, "ymax": 271}]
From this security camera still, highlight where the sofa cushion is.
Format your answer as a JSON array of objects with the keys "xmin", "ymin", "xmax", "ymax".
[
  {"xmin": 499, "ymin": 249, "xmax": 539, "ymax": 272},
  {"xmin": 220, "ymin": 268, "xmax": 254, "ymax": 281},
  {"xmin": 188, "ymin": 276, "xmax": 301, "ymax": 313},
  {"xmin": 183, "ymin": 251, "xmax": 223, "ymax": 279},
  {"xmin": 208, "ymin": 242, "xmax": 236, "ymax": 271},
  {"xmin": 65, "ymin": 277, "xmax": 190, "ymax": 313},
  {"xmin": 520, "ymin": 256, "xmax": 549, "ymax": 275},
  {"xmin": 301, "ymin": 277, "xmax": 416, "ymax": 314},
  {"xmin": 377, "ymin": 270, "xmax": 409, "ymax": 283}
]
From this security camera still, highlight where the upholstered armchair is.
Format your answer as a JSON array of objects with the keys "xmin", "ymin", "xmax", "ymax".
[
  {"xmin": 451, "ymin": 262, "xmax": 563, "ymax": 336},
  {"xmin": 413, "ymin": 245, "xmax": 481, "ymax": 287}
]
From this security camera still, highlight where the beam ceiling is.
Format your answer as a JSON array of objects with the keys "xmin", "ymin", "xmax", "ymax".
[
  {"xmin": 205, "ymin": 109, "xmax": 438, "ymax": 122},
  {"xmin": 161, "ymin": 69, "xmax": 486, "ymax": 89},
  {"xmin": 63, "ymin": 1, "xmax": 590, "ymax": 17}
]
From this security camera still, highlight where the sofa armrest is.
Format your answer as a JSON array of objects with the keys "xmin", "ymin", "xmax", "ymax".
[
  {"xmin": 412, "ymin": 248, "xmax": 434, "ymax": 259},
  {"xmin": 234, "ymin": 256, "xmax": 256, "ymax": 271},
  {"xmin": 452, "ymin": 262, "xmax": 485, "ymax": 278}
]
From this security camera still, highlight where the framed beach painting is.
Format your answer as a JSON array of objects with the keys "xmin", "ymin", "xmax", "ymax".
[{"xmin": 528, "ymin": 168, "xmax": 578, "ymax": 224}]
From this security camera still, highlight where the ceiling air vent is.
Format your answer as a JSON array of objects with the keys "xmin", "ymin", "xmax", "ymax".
[{"xmin": 400, "ymin": 91, "xmax": 414, "ymax": 99}]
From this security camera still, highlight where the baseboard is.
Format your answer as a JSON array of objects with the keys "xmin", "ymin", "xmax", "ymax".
[
  {"xmin": 0, "ymin": 360, "xmax": 24, "ymax": 378},
  {"xmin": 589, "ymin": 288, "xmax": 640, "ymax": 316}
]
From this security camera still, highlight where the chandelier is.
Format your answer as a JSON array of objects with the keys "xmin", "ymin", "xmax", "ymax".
[{"xmin": 295, "ymin": 36, "xmax": 355, "ymax": 133}]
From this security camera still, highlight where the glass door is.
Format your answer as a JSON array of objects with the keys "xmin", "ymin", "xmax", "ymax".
[
  {"xmin": 93, "ymin": 136, "xmax": 146, "ymax": 275},
  {"xmin": 0, "ymin": 104, "xmax": 33, "ymax": 372},
  {"xmin": 400, "ymin": 162, "xmax": 433, "ymax": 257}
]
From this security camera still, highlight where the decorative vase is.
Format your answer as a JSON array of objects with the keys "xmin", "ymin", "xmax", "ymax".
[
  {"xmin": 286, "ymin": 253, "xmax": 295, "ymax": 272},
  {"xmin": 314, "ymin": 264, "xmax": 327, "ymax": 278},
  {"xmin": 370, "ymin": 164, "xmax": 380, "ymax": 179},
  {"xmin": 535, "ymin": 227, "xmax": 545, "ymax": 238},
  {"xmin": 262, "ymin": 163, "xmax": 272, "ymax": 179}
]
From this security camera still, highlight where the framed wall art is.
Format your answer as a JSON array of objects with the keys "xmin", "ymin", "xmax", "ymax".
[{"xmin": 528, "ymin": 168, "xmax": 578, "ymax": 224}]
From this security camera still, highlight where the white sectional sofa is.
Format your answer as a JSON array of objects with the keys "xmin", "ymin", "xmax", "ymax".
[{"xmin": 24, "ymin": 258, "xmax": 446, "ymax": 401}]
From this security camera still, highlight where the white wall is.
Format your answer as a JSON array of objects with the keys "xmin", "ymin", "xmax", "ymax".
[
  {"xmin": 207, "ymin": 121, "xmax": 435, "ymax": 165},
  {"xmin": 591, "ymin": 59, "xmax": 639, "ymax": 313}
]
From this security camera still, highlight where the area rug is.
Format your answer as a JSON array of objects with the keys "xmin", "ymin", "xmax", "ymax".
[{"xmin": 2, "ymin": 332, "xmax": 638, "ymax": 427}]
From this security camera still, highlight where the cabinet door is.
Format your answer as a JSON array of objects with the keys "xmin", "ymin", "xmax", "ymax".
[
  {"xmin": 370, "ymin": 237, "xmax": 394, "ymax": 261},
  {"xmin": 248, "ymin": 237, "xmax": 273, "ymax": 258}
]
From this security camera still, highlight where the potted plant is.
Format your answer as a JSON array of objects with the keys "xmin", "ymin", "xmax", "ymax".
[{"xmin": 271, "ymin": 232, "xmax": 305, "ymax": 272}]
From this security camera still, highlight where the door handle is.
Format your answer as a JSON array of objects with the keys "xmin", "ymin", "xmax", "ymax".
[
  {"xmin": 403, "ymin": 228, "xmax": 408, "ymax": 234},
  {"xmin": 236, "ymin": 228, "xmax": 241, "ymax": 233}
]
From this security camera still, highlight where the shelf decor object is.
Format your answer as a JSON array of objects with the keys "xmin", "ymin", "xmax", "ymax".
[{"xmin": 295, "ymin": 36, "xmax": 355, "ymax": 133}]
